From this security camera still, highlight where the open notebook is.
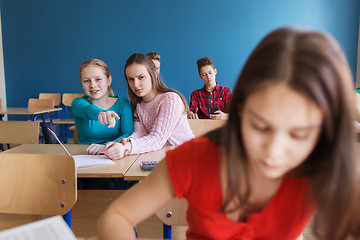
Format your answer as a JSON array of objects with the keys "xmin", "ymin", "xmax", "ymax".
[
  {"xmin": 48, "ymin": 128, "xmax": 115, "ymax": 168},
  {"xmin": 0, "ymin": 216, "xmax": 76, "ymax": 240}
]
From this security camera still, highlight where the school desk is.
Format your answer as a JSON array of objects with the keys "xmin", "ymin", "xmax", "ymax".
[
  {"xmin": 0, "ymin": 107, "xmax": 62, "ymax": 125},
  {"xmin": 1, "ymin": 144, "xmax": 140, "ymax": 178},
  {"xmin": 124, "ymin": 146, "xmax": 176, "ymax": 181}
]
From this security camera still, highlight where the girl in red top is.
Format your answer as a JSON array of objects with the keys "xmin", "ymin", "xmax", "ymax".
[{"xmin": 98, "ymin": 28, "xmax": 360, "ymax": 240}]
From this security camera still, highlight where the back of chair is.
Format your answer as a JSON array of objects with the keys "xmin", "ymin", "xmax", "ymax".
[
  {"xmin": 62, "ymin": 93, "xmax": 84, "ymax": 107},
  {"xmin": 156, "ymin": 198, "xmax": 188, "ymax": 227},
  {"xmin": 39, "ymin": 93, "xmax": 61, "ymax": 106},
  {"xmin": 188, "ymin": 119, "xmax": 226, "ymax": 137},
  {"xmin": 0, "ymin": 98, "xmax": 2, "ymax": 108},
  {"xmin": 28, "ymin": 98, "xmax": 54, "ymax": 108},
  {"xmin": 0, "ymin": 121, "xmax": 39, "ymax": 144},
  {"xmin": 73, "ymin": 126, "xmax": 79, "ymax": 144},
  {"xmin": 0, "ymin": 153, "xmax": 77, "ymax": 215}
]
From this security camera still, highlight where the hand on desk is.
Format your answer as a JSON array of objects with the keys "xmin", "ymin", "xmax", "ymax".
[
  {"xmin": 86, "ymin": 144, "xmax": 106, "ymax": 155},
  {"xmin": 210, "ymin": 110, "xmax": 228, "ymax": 120},
  {"xmin": 103, "ymin": 140, "xmax": 132, "ymax": 160},
  {"xmin": 98, "ymin": 111, "xmax": 120, "ymax": 128},
  {"xmin": 187, "ymin": 111, "xmax": 198, "ymax": 119}
]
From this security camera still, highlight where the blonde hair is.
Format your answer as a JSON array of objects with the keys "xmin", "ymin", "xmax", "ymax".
[{"xmin": 79, "ymin": 59, "xmax": 114, "ymax": 96}]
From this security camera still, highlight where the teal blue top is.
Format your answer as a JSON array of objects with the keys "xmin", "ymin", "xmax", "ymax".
[
  {"xmin": 71, "ymin": 95, "xmax": 134, "ymax": 145},
  {"xmin": 355, "ymin": 87, "xmax": 360, "ymax": 94}
]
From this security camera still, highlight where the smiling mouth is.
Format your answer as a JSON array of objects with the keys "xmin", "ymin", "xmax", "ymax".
[{"xmin": 90, "ymin": 90, "xmax": 99, "ymax": 94}]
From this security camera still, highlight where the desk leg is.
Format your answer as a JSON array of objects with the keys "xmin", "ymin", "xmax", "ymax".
[{"xmin": 63, "ymin": 208, "xmax": 73, "ymax": 228}]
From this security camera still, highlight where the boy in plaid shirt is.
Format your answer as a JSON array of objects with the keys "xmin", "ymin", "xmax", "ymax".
[{"xmin": 188, "ymin": 57, "xmax": 232, "ymax": 119}]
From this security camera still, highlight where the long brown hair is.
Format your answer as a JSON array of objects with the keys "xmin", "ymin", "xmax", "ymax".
[
  {"xmin": 79, "ymin": 59, "xmax": 114, "ymax": 97},
  {"xmin": 124, "ymin": 53, "xmax": 189, "ymax": 120},
  {"xmin": 207, "ymin": 27, "xmax": 359, "ymax": 239}
]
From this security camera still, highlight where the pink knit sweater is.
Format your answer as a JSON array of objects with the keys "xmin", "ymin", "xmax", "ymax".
[{"xmin": 129, "ymin": 92, "xmax": 195, "ymax": 154}]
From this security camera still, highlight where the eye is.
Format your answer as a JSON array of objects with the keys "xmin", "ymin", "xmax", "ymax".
[
  {"xmin": 127, "ymin": 77, "xmax": 134, "ymax": 81},
  {"xmin": 96, "ymin": 78, "xmax": 102, "ymax": 81},
  {"xmin": 82, "ymin": 79, "xmax": 90, "ymax": 83},
  {"xmin": 289, "ymin": 130, "xmax": 310, "ymax": 140},
  {"xmin": 139, "ymin": 75, "xmax": 144, "ymax": 79},
  {"xmin": 251, "ymin": 122, "xmax": 270, "ymax": 132}
]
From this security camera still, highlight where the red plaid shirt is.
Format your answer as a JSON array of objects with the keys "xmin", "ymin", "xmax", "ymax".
[{"xmin": 189, "ymin": 83, "xmax": 233, "ymax": 119}]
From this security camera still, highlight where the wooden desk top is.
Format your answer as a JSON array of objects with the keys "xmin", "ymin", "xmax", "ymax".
[
  {"xmin": 1, "ymin": 144, "xmax": 139, "ymax": 178},
  {"xmin": 0, "ymin": 107, "xmax": 62, "ymax": 115},
  {"xmin": 124, "ymin": 146, "xmax": 176, "ymax": 181}
]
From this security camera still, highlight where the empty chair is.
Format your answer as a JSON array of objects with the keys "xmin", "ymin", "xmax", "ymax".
[
  {"xmin": 62, "ymin": 93, "xmax": 84, "ymax": 120},
  {"xmin": 39, "ymin": 93, "xmax": 61, "ymax": 107},
  {"xmin": 39, "ymin": 93, "xmax": 61, "ymax": 118},
  {"xmin": 53, "ymin": 93, "xmax": 83, "ymax": 142},
  {"xmin": 0, "ymin": 121, "xmax": 39, "ymax": 151},
  {"xmin": 0, "ymin": 153, "xmax": 77, "ymax": 229},
  {"xmin": 28, "ymin": 98, "xmax": 54, "ymax": 108}
]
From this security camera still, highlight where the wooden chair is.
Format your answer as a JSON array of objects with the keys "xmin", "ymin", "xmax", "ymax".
[
  {"xmin": 155, "ymin": 198, "xmax": 188, "ymax": 239},
  {"xmin": 0, "ymin": 121, "xmax": 39, "ymax": 151},
  {"xmin": 71, "ymin": 125, "xmax": 79, "ymax": 144},
  {"xmin": 39, "ymin": 93, "xmax": 61, "ymax": 118},
  {"xmin": 187, "ymin": 119, "xmax": 226, "ymax": 137},
  {"xmin": 39, "ymin": 93, "xmax": 61, "ymax": 106},
  {"xmin": 61, "ymin": 93, "xmax": 84, "ymax": 121},
  {"xmin": 52, "ymin": 93, "xmax": 83, "ymax": 142},
  {"xmin": 28, "ymin": 98, "xmax": 54, "ymax": 108},
  {"xmin": 0, "ymin": 153, "xmax": 77, "ymax": 229}
]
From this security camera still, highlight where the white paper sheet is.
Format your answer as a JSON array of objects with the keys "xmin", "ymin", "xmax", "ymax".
[
  {"xmin": 0, "ymin": 216, "xmax": 76, "ymax": 240},
  {"xmin": 73, "ymin": 154, "xmax": 115, "ymax": 168}
]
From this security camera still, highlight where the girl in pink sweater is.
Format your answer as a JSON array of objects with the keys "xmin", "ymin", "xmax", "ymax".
[{"xmin": 102, "ymin": 53, "xmax": 194, "ymax": 159}]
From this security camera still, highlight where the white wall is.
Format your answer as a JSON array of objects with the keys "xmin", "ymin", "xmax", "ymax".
[{"xmin": 0, "ymin": 9, "xmax": 6, "ymax": 109}]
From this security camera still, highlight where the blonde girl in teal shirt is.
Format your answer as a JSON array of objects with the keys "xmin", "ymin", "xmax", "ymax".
[{"xmin": 72, "ymin": 59, "xmax": 134, "ymax": 157}]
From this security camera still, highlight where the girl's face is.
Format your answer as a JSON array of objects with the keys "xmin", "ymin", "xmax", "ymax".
[
  {"xmin": 241, "ymin": 82, "xmax": 323, "ymax": 181},
  {"xmin": 81, "ymin": 65, "xmax": 111, "ymax": 100},
  {"xmin": 126, "ymin": 63, "xmax": 157, "ymax": 103}
]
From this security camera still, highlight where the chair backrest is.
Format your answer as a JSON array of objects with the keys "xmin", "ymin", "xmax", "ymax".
[
  {"xmin": 0, "ymin": 98, "xmax": 2, "ymax": 108},
  {"xmin": 73, "ymin": 126, "xmax": 79, "ymax": 144},
  {"xmin": 62, "ymin": 93, "xmax": 84, "ymax": 107},
  {"xmin": 188, "ymin": 119, "xmax": 226, "ymax": 137},
  {"xmin": 0, "ymin": 153, "xmax": 77, "ymax": 215},
  {"xmin": 39, "ymin": 93, "xmax": 61, "ymax": 106},
  {"xmin": 0, "ymin": 121, "xmax": 39, "ymax": 144},
  {"xmin": 155, "ymin": 198, "xmax": 188, "ymax": 227},
  {"xmin": 28, "ymin": 98, "xmax": 54, "ymax": 108}
]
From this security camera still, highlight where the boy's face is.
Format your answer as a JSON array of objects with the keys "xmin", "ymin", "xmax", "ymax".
[{"xmin": 199, "ymin": 65, "xmax": 217, "ymax": 86}]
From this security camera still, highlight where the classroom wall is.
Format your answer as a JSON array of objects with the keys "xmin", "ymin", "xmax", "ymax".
[
  {"xmin": 0, "ymin": 9, "xmax": 6, "ymax": 111},
  {"xmin": 357, "ymin": 23, "xmax": 360, "ymax": 87},
  {"xmin": 1, "ymin": 0, "xmax": 359, "ymax": 111}
]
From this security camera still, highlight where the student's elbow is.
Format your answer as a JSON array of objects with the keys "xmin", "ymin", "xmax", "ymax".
[{"xmin": 97, "ymin": 210, "xmax": 136, "ymax": 240}]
